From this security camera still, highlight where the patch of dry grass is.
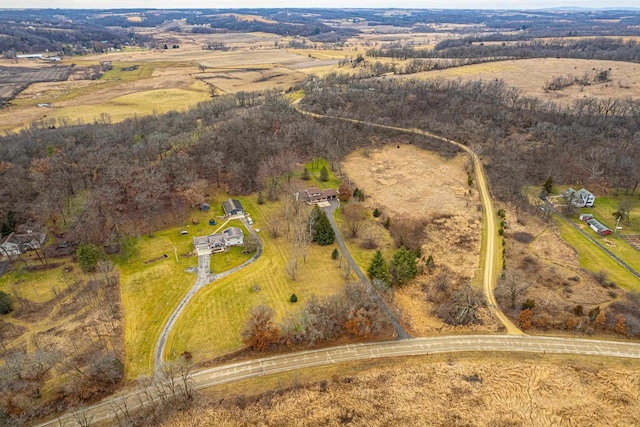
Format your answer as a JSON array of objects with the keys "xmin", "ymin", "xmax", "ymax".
[
  {"xmin": 162, "ymin": 353, "xmax": 640, "ymax": 426},
  {"xmin": 341, "ymin": 145, "xmax": 493, "ymax": 336},
  {"xmin": 406, "ymin": 58, "xmax": 640, "ymax": 105}
]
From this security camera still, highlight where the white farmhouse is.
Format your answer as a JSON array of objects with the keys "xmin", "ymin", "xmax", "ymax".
[{"xmin": 564, "ymin": 188, "xmax": 595, "ymax": 208}]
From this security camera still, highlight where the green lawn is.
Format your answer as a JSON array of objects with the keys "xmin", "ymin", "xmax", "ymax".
[
  {"xmin": 119, "ymin": 194, "xmax": 259, "ymax": 378},
  {"xmin": 304, "ymin": 158, "xmax": 342, "ymax": 190},
  {"xmin": 569, "ymin": 194, "xmax": 640, "ymax": 275},
  {"xmin": 0, "ymin": 258, "xmax": 73, "ymax": 303},
  {"xmin": 118, "ymin": 228, "xmax": 197, "ymax": 379},
  {"xmin": 333, "ymin": 205, "xmax": 395, "ymax": 275},
  {"xmin": 582, "ymin": 193, "xmax": 640, "ymax": 234},
  {"xmin": 164, "ymin": 194, "xmax": 349, "ymax": 363},
  {"xmin": 554, "ymin": 217, "xmax": 640, "ymax": 291}
]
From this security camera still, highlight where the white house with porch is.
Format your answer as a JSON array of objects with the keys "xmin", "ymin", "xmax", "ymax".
[{"xmin": 193, "ymin": 227, "xmax": 244, "ymax": 255}]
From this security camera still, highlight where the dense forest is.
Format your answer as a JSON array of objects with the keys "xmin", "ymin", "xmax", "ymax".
[
  {"xmin": 0, "ymin": 91, "xmax": 398, "ymax": 247},
  {"xmin": 300, "ymin": 76, "xmax": 640, "ymax": 205},
  {"xmin": 2, "ymin": 72, "xmax": 639, "ymax": 249}
]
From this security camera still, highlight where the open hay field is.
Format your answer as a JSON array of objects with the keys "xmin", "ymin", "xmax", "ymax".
[
  {"xmin": 162, "ymin": 353, "xmax": 640, "ymax": 426},
  {"xmin": 0, "ymin": 32, "xmax": 352, "ymax": 132},
  {"xmin": 406, "ymin": 58, "xmax": 640, "ymax": 105},
  {"xmin": 164, "ymin": 192, "xmax": 351, "ymax": 364},
  {"xmin": 340, "ymin": 145, "xmax": 496, "ymax": 336}
]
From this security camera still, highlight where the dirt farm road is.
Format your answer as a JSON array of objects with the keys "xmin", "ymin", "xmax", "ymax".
[
  {"xmin": 295, "ymin": 106, "xmax": 521, "ymax": 334},
  {"xmin": 39, "ymin": 335, "xmax": 640, "ymax": 426}
]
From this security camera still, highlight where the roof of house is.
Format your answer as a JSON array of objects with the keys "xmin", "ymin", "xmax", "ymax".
[
  {"xmin": 222, "ymin": 199, "xmax": 243, "ymax": 214},
  {"xmin": 305, "ymin": 187, "xmax": 322, "ymax": 196},
  {"xmin": 1, "ymin": 232, "xmax": 45, "ymax": 246},
  {"xmin": 193, "ymin": 234, "xmax": 225, "ymax": 247},
  {"xmin": 223, "ymin": 227, "xmax": 243, "ymax": 239},
  {"xmin": 587, "ymin": 218, "xmax": 610, "ymax": 232},
  {"xmin": 576, "ymin": 188, "xmax": 595, "ymax": 198}
]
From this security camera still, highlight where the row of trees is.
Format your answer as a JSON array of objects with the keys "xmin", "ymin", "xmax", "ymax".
[
  {"xmin": 368, "ymin": 248, "xmax": 418, "ymax": 288},
  {"xmin": 366, "ymin": 38, "xmax": 640, "ymax": 63},
  {"xmin": 242, "ymin": 283, "xmax": 390, "ymax": 352}
]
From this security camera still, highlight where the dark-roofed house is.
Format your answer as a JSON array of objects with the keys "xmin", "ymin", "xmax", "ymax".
[
  {"xmin": 301, "ymin": 187, "xmax": 338, "ymax": 205},
  {"xmin": 222, "ymin": 199, "xmax": 244, "ymax": 217},
  {"xmin": 0, "ymin": 232, "xmax": 46, "ymax": 257}
]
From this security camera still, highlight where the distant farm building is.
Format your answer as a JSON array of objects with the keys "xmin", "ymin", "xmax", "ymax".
[
  {"xmin": 16, "ymin": 54, "xmax": 44, "ymax": 59},
  {"xmin": 579, "ymin": 213, "xmax": 594, "ymax": 221},
  {"xmin": 222, "ymin": 199, "xmax": 244, "ymax": 217},
  {"xmin": 301, "ymin": 187, "xmax": 338, "ymax": 204},
  {"xmin": 586, "ymin": 218, "xmax": 612, "ymax": 236},
  {"xmin": 193, "ymin": 227, "xmax": 244, "ymax": 255},
  {"xmin": 564, "ymin": 188, "xmax": 595, "ymax": 208},
  {"xmin": 0, "ymin": 232, "xmax": 46, "ymax": 256}
]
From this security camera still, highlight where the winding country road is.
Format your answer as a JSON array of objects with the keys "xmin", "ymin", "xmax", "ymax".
[
  {"xmin": 40, "ymin": 335, "xmax": 640, "ymax": 426},
  {"xmin": 38, "ymin": 106, "xmax": 637, "ymax": 426}
]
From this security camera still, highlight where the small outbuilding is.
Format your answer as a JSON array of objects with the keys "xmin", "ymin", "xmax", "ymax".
[
  {"xmin": 586, "ymin": 218, "xmax": 612, "ymax": 236},
  {"xmin": 222, "ymin": 199, "xmax": 244, "ymax": 217}
]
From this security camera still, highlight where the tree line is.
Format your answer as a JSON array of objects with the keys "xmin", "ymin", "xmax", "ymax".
[{"xmin": 366, "ymin": 38, "xmax": 640, "ymax": 63}]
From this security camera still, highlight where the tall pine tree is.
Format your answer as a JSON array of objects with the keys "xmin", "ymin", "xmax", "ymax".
[
  {"xmin": 309, "ymin": 205, "xmax": 335, "ymax": 245},
  {"xmin": 368, "ymin": 250, "xmax": 390, "ymax": 285},
  {"xmin": 390, "ymin": 247, "xmax": 418, "ymax": 286}
]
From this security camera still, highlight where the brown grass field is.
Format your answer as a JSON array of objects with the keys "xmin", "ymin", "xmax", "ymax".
[
  {"xmin": 161, "ymin": 353, "xmax": 640, "ymax": 426},
  {"xmin": 341, "ymin": 145, "xmax": 499, "ymax": 335},
  {"xmin": 406, "ymin": 57, "xmax": 640, "ymax": 105}
]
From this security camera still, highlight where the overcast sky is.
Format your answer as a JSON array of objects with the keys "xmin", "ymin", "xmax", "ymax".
[{"xmin": 11, "ymin": 0, "xmax": 640, "ymax": 10}]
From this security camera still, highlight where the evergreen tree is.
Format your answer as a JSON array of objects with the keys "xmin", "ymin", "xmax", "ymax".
[
  {"xmin": 368, "ymin": 250, "xmax": 390, "ymax": 285},
  {"xmin": 543, "ymin": 176, "xmax": 553, "ymax": 194},
  {"xmin": 390, "ymin": 247, "xmax": 418, "ymax": 286},
  {"xmin": 331, "ymin": 248, "xmax": 339, "ymax": 260},
  {"xmin": 257, "ymin": 191, "xmax": 264, "ymax": 205},
  {"xmin": 309, "ymin": 205, "xmax": 335, "ymax": 245},
  {"xmin": 78, "ymin": 243, "xmax": 102, "ymax": 273},
  {"xmin": 0, "ymin": 290, "xmax": 12, "ymax": 314},
  {"xmin": 319, "ymin": 165, "xmax": 329, "ymax": 182},
  {"xmin": 373, "ymin": 208, "xmax": 380, "ymax": 217},
  {"xmin": 301, "ymin": 167, "xmax": 311, "ymax": 180}
]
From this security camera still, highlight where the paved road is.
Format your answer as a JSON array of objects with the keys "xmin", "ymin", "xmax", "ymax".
[
  {"xmin": 153, "ymin": 218, "xmax": 263, "ymax": 374},
  {"xmin": 322, "ymin": 200, "xmax": 410, "ymax": 340},
  {"xmin": 295, "ymin": 106, "xmax": 521, "ymax": 334},
  {"xmin": 39, "ymin": 334, "xmax": 640, "ymax": 426}
]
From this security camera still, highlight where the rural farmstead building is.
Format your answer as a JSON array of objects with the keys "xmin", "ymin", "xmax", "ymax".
[
  {"xmin": 193, "ymin": 227, "xmax": 244, "ymax": 255},
  {"xmin": 301, "ymin": 187, "xmax": 338, "ymax": 204},
  {"xmin": 222, "ymin": 199, "xmax": 244, "ymax": 217},
  {"xmin": 565, "ymin": 188, "xmax": 596, "ymax": 208}
]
